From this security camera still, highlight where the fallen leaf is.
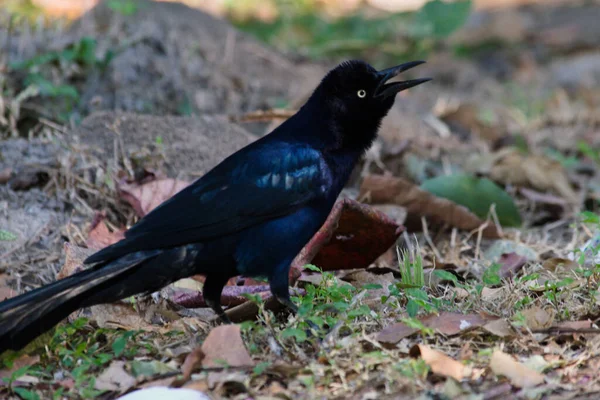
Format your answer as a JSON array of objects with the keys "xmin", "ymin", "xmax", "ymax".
[
  {"xmin": 0, "ymin": 273, "xmax": 15, "ymax": 301},
  {"xmin": 119, "ymin": 178, "xmax": 191, "ymax": 217},
  {"xmin": 488, "ymin": 148, "xmax": 578, "ymax": 204},
  {"xmin": 425, "ymin": 312, "xmax": 494, "ymax": 336},
  {"xmin": 377, "ymin": 324, "xmax": 419, "ymax": 346},
  {"xmin": 484, "ymin": 240, "xmax": 538, "ymax": 264},
  {"xmin": 95, "ymin": 361, "xmax": 136, "ymax": 392},
  {"xmin": 180, "ymin": 347, "xmax": 206, "ymax": 382},
  {"xmin": 521, "ymin": 306, "xmax": 556, "ymax": 330},
  {"xmin": 542, "ymin": 258, "xmax": 578, "ymax": 273},
  {"xmin": 89, "ymin": 303, "xmax": 160, "ymax": 331},
  {"xmin": 0, "ymin": 354, "xmax": 40, "ymax": 380},
  {"xmin": 439, "ymin": 103, "xmax": 504, "ymax": 143},
  {"xmin": 292, "ymin": 198, "xmax": 403, "ymax": 271},
  {"xmin": 480, "ymin": 287, "xmax": 508, "ymax": 303},
  {"xmin": 489, "ymin": 350, "xmax": 545, "ymax": 388},
  {"xmin": 201, "ymin": 325, "xmax": 254, "ymax": 368},
  {"xmin": 554, "ymin": 320, "xmax": 593, "ymax": 330},
  {"xmin": 377, "ymin": 312, "xmax": 494, "ymax": 345},
  {"xmin": 360, "ymin": 175, "xmax": 500, "ymax": 238},
  {"xmin": 497, "ymin": 252, "xmax": 528, "ymax": 279},
  {"xmin": 86, "ymin": 214, "xmax": 125, "ymax": 250},
  {"xmin": 482, "ymin": 319, "xmax": 515, "ymax": 338},
  {"xmin": 410, "ymin": 344, "xmax": 469, "ymax": 381},
  {"xmin": 130, "ymin": 360, "xmax": 175, "ymax": 378},
  {"xmin": 57, "ymin": 243, "xmax": 94, "ymax": 279},
  {"xmin": 420, "ymin": 173, "xmax": 522, "ymax": 227}
]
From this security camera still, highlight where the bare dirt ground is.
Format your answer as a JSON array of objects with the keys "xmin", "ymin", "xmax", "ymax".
[{"xmin": 1, "ymin": 1, "xmax": 600, "ymax": 399}]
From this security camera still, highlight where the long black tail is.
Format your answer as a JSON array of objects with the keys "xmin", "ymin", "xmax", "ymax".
[{"xmin": 0, "ymin": 250, "xmax": 166, "ymax": 353}]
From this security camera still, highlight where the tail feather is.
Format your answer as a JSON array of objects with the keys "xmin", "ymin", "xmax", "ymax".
[{"xmin": 0, "ymin": 250, "xmax": 161, "ymax": 353}]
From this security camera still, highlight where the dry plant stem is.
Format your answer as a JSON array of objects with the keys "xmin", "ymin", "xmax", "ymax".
[{"xmin": 421, "ymin": 216, "xmax": 442, "ymax": 262}]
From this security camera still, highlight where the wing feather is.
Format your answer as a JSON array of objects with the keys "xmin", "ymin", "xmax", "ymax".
[{"xmin": 85, "ymin": 143, "xmax": 326, "ymax": 264}]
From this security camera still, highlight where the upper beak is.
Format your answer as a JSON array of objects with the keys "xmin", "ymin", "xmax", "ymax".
[{"xmin": 374, "ymin": 60, "xmax": 431, "ymax": 98}]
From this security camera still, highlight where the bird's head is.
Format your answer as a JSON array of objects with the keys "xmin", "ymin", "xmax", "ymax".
[{"xmin": 309, "ymin": 59, "xmax": 430, "ymax": 151}]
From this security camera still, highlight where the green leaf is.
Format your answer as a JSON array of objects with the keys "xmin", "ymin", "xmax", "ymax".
[
  {"xmin": 406, "ymin": 299, "xmax": 419, "ymax": 317},
  {"xmin": 111, "ymin": 336, "xmax": 127, "ymax": 357},
  {"xmin": 74, "ymin": 37, "xmax": 97, "ymax": 66},
  {"xmin": 107, "ymin": 0, "xmax": 139, "ymax": 16},
  {"xmin": 482, "ymin": 263, "xmax": 502, "ymax": 286},
  {"xmin": 414, "ymin": 0, "xmax": 472, "ymax": 39},
  {"xmin": 0, "ymin": 230, "xmax": 17, "ymax": 241},
  {"xmin": 347, "ymin": 304, "xmax": 371, "ymax": 318},
  {"xmin": 362, "ymin": 283, "xmax": 383, "ymax": 290},
  {"xmin": 13, "ymin": 388, "xmax": 40, "ymax": 400},
  {"xmin": 432, "ymin": 270, "xmax": 458, "ymax": 284},
  {"xmin": 130, "ymin": 360, "xmax": 173, "ymax": 378},
  {"xmin": 581, "ymin": 211, "xmax": 600, "ymax": 224},
  {"xmin": 303, "ymin": 264, "xmax": 321, "ymax": 272},
  {"xmin": 281, "ymin": 328, "xmax": 307, "ymax": 342},
  {"xmin": 420, "ymin": 173, "xmax": 522, "ymax": 227},
  {"xmin": 253, "ymin": 361, "xmax": 270, "ymax": 375}
]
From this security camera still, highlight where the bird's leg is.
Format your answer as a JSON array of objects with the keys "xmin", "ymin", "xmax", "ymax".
[
  {"xmin": 203, "ymin": 274, "xmax": 232, "ymax": 324},
  {"xmin": 269, "ymin": 273, "xmax": 319, "ymax": 333}
]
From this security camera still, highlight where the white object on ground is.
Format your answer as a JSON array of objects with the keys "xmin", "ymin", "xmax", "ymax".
[{"xmin": 116, "ymin": 387, "xmax": 211, "ymax": 400}]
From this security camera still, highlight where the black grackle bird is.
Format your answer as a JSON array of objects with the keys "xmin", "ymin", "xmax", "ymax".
[{"xmin": 0, "ymin": 60, "xmax": 430, "ymax": 352}]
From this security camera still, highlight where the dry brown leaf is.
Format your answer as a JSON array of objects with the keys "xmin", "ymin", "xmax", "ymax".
[
  {"xmin": 554, "ymin": 320, "xmax": 593, "ymax": 330},
  {"xmin": 378, "ymin": 312, "xmax": 494, "ymax": 345},
  {"xmin": 542, "ymin": 258, "xmax": 579, "ymax": 273},
  {"xmin": 119, "ymin": 179, "xmax": 191, "ymax": 217},
  {"xmin": 181, "ymin": 348, "xmax": 206, "ymax": 382},
  {"xmin": 57, "ymin": 243, "xmax": 94, "ymax": 279},
  {"xmin": 359, "ymin": 175, "xmax": 499, "ymax": 238},
  {"xmin": 521, "ymin": 306, "xmax": 556, "ymax": 330},
  {"xmin": 201, "ymin": 325, "xmax": 254, "ymax": 368},
  {"xmin": 86, "ymin": 215, "xmax": 125, "ymax": 250},
  {"xmin": 489, "ymin": 148, "xmax": 578, "ymax": 203},
  {"xmin": 482, "ymin": 319, "xmax": 515, "ymax": 338},
  {"xmin": 439, "ymin": 103, "xmax": 504, "ymax": 143},
  {"xmin": 489, "ymin": 350, "xmax": 545, "ymax": 388},
  {"xmin": 0, "ymin": 273, "xmax": 15, "ymax": 301},
  {"xmin": 89, "ymin": 303, "xmax": 160, "ymax": 331},
  {"xmin": 0, "ymin": 354, "xmax": 40, "ymax": 380},
  {"xmin": 95, "ymin": 361, "xmax": 136, "ymax": 392},
  {"xmin": 410, "ymin": 344, "xmax": 469, "ymax": 381},
  {"xmin": 497, "ymin": 252, "xmax": 528, "ymax": 278},
  {"xmin": 481, "ymin": 287, "xmax": 508, "ymax": 302}
]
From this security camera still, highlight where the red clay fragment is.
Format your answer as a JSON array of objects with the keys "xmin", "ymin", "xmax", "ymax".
[{"xmin": 292, "ymin": 198, "xmax": 404, "ymax": 272}]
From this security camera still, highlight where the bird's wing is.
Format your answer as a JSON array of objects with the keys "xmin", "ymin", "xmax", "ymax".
[{"xmin": 85, "ymin": 142, "xmax": 327, "ymax": 264}]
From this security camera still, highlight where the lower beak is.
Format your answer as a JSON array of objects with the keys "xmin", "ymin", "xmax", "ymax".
[{"xmin": 374, "ymin": 61, "xmax": 431, "ymax": 98}]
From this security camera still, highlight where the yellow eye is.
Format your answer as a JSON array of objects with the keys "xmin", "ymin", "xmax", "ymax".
[{"xmin": 357, "ymin": 89, "xmax": 366, "ymax": 98}]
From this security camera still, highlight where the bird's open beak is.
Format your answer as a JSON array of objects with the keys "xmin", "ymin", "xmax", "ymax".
[{"xmin": 374, "ymin": 61, "xmax": 431, "ymax": 99}]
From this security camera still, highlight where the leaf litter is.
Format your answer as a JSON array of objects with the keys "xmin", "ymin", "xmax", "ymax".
[{"xmin": 2, "ymin": 1, "xmax": 600, "ymax": 399}]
